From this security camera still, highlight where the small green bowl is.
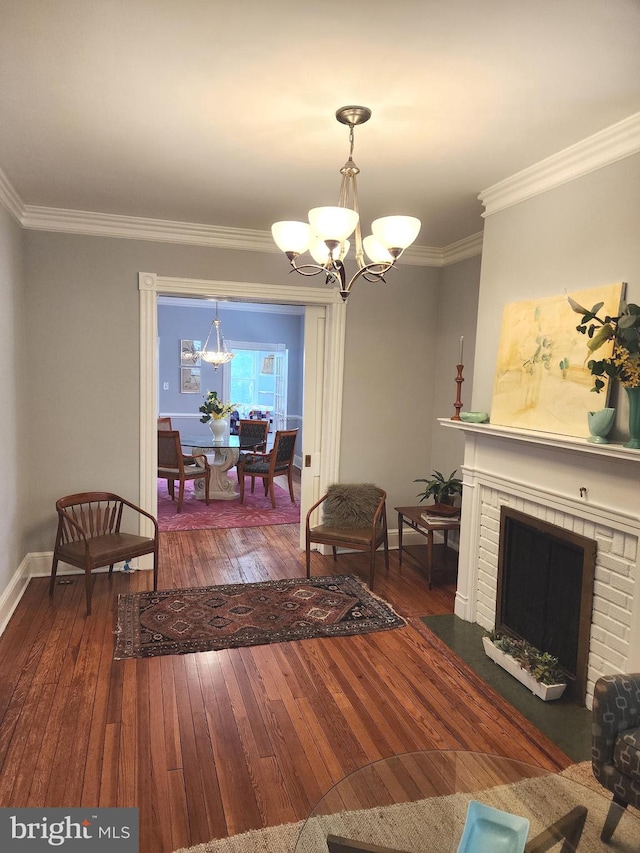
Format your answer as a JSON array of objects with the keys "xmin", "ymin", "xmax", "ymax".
[{"xmin": 460, "ymin": 411, "xmax": 489, "ymax": 423}]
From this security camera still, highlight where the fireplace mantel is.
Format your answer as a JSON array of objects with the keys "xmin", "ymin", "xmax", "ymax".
[
  {"xmin": 440, "ymin": 416, "xmax": 640, "ymax": 705},
  {"xmin": 439, "ymin": 418, "xmax": 640, "ymax": 464}
]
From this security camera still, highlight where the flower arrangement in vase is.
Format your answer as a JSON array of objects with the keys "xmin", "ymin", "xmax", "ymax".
[
  {"xmin": 568, "ymin": 295, "xmax": 640, "ymax": 448},
  {"xmin": 198, "ymin": 390, "xmax": 237, "ymax": 423},
  {"xmin": 199, "ymin": 391, "xmax": 237, "ymax": 440}
]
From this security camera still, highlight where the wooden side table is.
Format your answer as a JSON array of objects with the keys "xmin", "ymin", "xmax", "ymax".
[{"xmin": 395, "ymin": 505, "xmax": 461, "ymax": 588}]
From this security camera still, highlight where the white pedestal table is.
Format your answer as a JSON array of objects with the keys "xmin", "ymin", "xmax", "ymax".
[{"xmin": 180, "ymin": 434, "xmax": 262, "ymax": 501}]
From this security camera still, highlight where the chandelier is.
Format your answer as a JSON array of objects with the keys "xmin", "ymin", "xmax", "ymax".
[
  {"xmin": 271, "ymin": 106, "xmax": 421, "ymax": 302},
  {"xmin": 200, "ymin": 302, "xmax": 235, "ymax": 371}
]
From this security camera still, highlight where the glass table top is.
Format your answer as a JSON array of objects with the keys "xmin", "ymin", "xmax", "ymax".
[
  {"xmin": 294, "ymin": 750, "xmax": 640, "ymax": 852},
  {"xmin": 179, "ymin": 434, "xmax": 262, "ymax": 450}
]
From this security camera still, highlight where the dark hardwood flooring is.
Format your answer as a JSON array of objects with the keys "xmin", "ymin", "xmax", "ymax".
[{"xmin": 0, "ymin": 516, "xmax": 572, "ymax": 853}]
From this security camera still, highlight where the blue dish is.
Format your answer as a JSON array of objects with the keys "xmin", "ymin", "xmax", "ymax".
[{"xmin": 457, "ymin": 800, "xmax": 530, "ymax": 853}]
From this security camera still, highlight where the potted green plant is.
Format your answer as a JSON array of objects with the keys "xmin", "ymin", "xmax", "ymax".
[
  {"xmin": 483, "ymin": 631, "xmax": 567, "ymax": 701},
  {"xmin": 568, "ymin": 296, "xmax": 640, "ymax": 392},
  {"xmin": 414, "ymin": 469, "xmax": 462, "ymax": 510}
]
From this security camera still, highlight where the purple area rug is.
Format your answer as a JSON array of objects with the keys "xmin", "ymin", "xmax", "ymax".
[{"xmin": 157, "ymin": 477, "xmax": 299, "ymax": 532}]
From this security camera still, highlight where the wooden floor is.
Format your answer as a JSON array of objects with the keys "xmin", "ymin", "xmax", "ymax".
[{"xmin": 0, "ymin": 521, "xmax": 572, "ymax": 853}]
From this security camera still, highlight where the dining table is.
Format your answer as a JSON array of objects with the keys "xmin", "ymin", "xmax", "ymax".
[{"xmin": 180, "ymin": 434, "xmax": 263, "ymax": 501}]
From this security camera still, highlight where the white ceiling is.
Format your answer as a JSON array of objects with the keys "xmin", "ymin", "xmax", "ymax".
[{"xmin": 1, "ymin": 0, "xmax": 640, "ymax": 248}]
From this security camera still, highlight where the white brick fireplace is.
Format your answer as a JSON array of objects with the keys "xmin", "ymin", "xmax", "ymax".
[{"xmin": 441, "ymin": 419, "xmax": 640, "ymax": 709}]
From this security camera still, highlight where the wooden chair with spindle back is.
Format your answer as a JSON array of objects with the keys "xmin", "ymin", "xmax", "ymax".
[{"xmin": 49, "ymin": 492, "xmax": 159, "ymax": 615}]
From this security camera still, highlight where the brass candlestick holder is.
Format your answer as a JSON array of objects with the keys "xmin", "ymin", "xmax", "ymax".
[{"xmin": 451, "ymin": 364, "xmax": 464, "ymax": 420}]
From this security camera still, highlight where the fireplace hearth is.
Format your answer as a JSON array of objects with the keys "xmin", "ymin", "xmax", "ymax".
[{"xmin": 496, "ymin": 507, "xmax": 596, "ymax": 704}]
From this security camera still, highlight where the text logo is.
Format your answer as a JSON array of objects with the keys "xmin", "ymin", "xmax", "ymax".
[{"xmin": 0, "ymin": 809, "xmax": 138, "ymax": 851}]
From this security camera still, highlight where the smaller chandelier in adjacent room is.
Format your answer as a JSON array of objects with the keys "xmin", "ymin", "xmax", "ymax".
[
  {"xmin": 200, "ymin": 302, "xmax": 235, "ymax": 371},
  {"xmin": 271, "ymin": 106, "xmax": 421, "ymax": 302}
]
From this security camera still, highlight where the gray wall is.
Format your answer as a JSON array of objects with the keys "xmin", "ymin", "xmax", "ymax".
[
  {"xmin": 339, "ymin": 257, "xmax": 482, "ymax": 504},
  {"xmin": 429, "ymin": 254, "xmax": 482, "ymax": 482},
  {"xmin": 0, "ymin": 205, "xmax": 26, "ymax": 591},
  {"xmin": 339, "ymin": 265, "xmax": 439, "ymax": 497},
  {"xmin": 473, "ymin": 152, "xmax": 640, "ymax": 440},
  {"xmin": 19, "ymin": 229, "xmax": 475, "ymax": 556}
]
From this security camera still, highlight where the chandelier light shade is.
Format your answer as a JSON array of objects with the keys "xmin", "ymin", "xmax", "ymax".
[
  {"xmin": 271, "ymin": 221, "xmax": 311, "ymax": 255},
  {"xmin": 307, "ymin": 206, "xmax": 359, "ymax": 243},
  {"xmin": 363, "ymin": 235, "xmax": 393, "ymax": 264},
  {"xmin": 271, "ymin": 105, "xmax": 421, "ymax": 301},
  {"xmin": 200, "ymin": 302, "xmax": 235, "ymax": 371},
  {"xmin": 371, "ymin": 215, "xmax": 422, "ymax": 251}
]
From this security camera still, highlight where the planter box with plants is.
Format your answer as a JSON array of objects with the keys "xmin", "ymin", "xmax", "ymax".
[{"xmin": 482, "ymin": 633, "xmax": 567, "ymax": 701}]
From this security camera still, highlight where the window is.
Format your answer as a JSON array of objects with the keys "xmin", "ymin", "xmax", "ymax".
[{"xmin": 223, "ymin": 341, "xmax": 288, "ymax": 430}]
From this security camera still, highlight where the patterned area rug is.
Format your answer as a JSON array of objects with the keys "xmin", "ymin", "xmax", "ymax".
[
  {"xmin": 114, "ymin": 574, "xmax": 405, "ymax": 660},
  {"xmin": 157, "ymin": 477, "xmax": 299, "ymax": 532}
]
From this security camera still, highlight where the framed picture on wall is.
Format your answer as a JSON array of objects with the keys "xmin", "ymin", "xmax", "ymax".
[
  {"xmin": 490, "ymin": 282, "xmax": 624, "ymax": 437},
  {"xmin": 180, "ymin": 339, "xmax": 201, "ymax": 366},
  {"xmin": 180, "ymin": 367, "xmax": 201, "ymax": 394},
  {"xmin": 261, "ymin": 354, "xmax": 275, "ymax": 375}
]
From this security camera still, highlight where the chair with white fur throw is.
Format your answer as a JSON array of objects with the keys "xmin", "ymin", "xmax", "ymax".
[{"xmin": 305, "ymin": 483, "xmax": 389, "ymax": 590}]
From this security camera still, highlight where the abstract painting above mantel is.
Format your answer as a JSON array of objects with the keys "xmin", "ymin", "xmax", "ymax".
[{"xmin": 490, "ymin": 283, "xmax": 625, "ymax": 438}]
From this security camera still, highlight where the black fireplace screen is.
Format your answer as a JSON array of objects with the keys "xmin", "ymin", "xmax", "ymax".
[{"xmin": 496, "ymin": 507, "xmax": 596, "ymax": 703}]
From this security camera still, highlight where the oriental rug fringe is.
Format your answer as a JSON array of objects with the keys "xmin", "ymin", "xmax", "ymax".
[
  {"xmin": 114, "ymin": 574, "xmax": 405, "ymax": 660},
  {"xmin": 172, "ymin": 763, "xmax": 639, "ymax": 853}
]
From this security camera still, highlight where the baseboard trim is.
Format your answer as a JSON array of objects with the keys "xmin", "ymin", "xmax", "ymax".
[
  {"xmin": 0, "ymin": 556, "xmax": 31, "ymax": 636},
  {"xmin": 26, "ymin": 552, "xmax": 148, "ymax": 579},
  {"xmin": 0, "ymin": 552, "xmax": 152, "ymax": 640}
]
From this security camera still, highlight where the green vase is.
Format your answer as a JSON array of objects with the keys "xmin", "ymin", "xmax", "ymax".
[
  {"xmin": 587, "ymin": 407, "xmax": 616, "ymax": 443},
  {"xmin": 624, "ymin": 386, "xmax": 640, "ymax": 449}
]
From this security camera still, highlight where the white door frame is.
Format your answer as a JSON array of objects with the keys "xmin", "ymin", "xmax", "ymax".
[{"xmin": 139, "ymin": 272, "xmax": 346, "ymax": 550}]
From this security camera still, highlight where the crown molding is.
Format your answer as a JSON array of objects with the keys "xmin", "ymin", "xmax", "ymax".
[
  {"xmin": 0, "ymin": 168, "xmax": 480, "ymax": 267},
  {"xmin": 18, "ymin": 203, "xmax": 475, "ymax": 266},
  {"xmin": 439, "ymin": 231, "xmax": 484, "ymax": 265},
  {"xmin": 21, "ymin": 205, "xmax": 275, "ymax": 252},
  {"xmin": 0, "ymin": 166, "xmax": 24, "ymax": 223},
  {"xmin": 479, "ymin": 111, "xmax": 640, "ymax": 217}
]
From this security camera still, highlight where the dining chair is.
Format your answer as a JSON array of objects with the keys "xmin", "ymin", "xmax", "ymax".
[
  {"xmin": 157, "ymin": 417, "xmax": 173, "ymax": 430},
  {"xmin": 49, "ymin": 492, "xmax": 159, "ymax": 615},
  {"xmin": 238, "ymin": 418, "xmax": 270, "ymax": 452},
  {"xmin": 237, "ymin": 428, "xmax": 298, "ymax": 508},
  {"xmin": 157, "ymin": 429, "xmax": 210, "ymax": 512},
  {"xmin": 305, "ymin": 483, "xmax": 389, "ymax": 590}
]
